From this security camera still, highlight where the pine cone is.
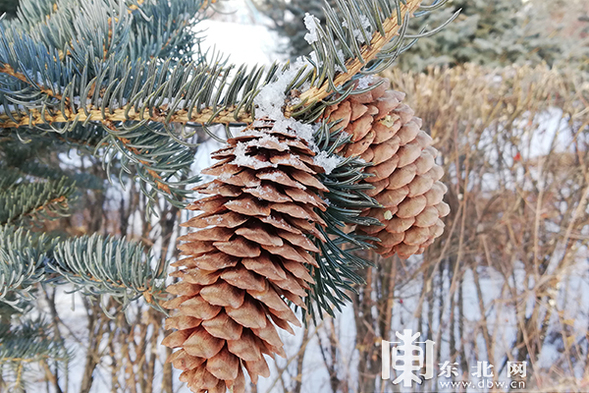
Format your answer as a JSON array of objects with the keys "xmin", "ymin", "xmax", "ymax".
[
  {"xmin": 323, "ymin": 77, "xmax": 449, "ymax": 259},
  {"xmin": 162, "ymin": 122, "xmax": 327, "ymax": 393}
]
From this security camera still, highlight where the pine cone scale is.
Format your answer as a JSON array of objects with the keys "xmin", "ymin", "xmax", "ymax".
[{"xmin": 202, "ymin": 312, "xmax": 244, "ymax": 340}]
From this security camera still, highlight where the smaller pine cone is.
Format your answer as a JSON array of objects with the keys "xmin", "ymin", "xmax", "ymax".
[
  {"xmin": 162, "ymin": 122, "xmax": 328, "ymax": 393},
  {"xmin": 323, "ymin": 77, "xmax": 449, "ymax": 259}
]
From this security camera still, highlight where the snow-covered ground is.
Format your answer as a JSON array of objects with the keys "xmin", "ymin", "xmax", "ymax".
[
  {"xmin": 196, "ymin": 0, "xmax": 288, "ymax": 67},
  {"xmin": 196, "ymin": 19, "xmax": 286, "ymax": 67}
]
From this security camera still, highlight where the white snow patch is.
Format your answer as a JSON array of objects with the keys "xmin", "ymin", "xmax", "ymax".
[
  {"xmin": 249, "ymin": 133, "xmax": 289, "ymax": 151},
  {"xmin": 231, "ymin": 142, "xmax": 275, "ymax": 169},
  {"xmin": 290, "ymin": 96, "xmax": 302, "ymax": 106},
  {"xmin": 342, "ymin": 14, "xmax": 371, "ymax": 43},
  {"xmin": 196, "ymin": 19, "xmax": 286, "ymax": 67},
  {"xmin": 253, "ymin": 57, "xmax": 318, "ymax": 146},
  {"xmin": 303, "ymin": 13, "xmax": 320, "ymax": 44},
  {"xmin": 334, "ymin": 49, "xmax": 346, "ymax": 72},
  {"xmin": 254, "ymin": 57, "xmax": 309, "ymax": 120},
  {"xmin": 314, "ymin": 151, "xmax": 343, "ymax": 175},
  {"xmin": 309, "ymin": 50, "xmax": 323, "ymax": 68},
  {"xmin": 357, "ymin": 75, "xmax": 374, "ymax": 90}
]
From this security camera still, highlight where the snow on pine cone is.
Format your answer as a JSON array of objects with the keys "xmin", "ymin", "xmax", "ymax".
[
  {"xmin": 323, "ymin": 77, "xmax": 449, "ymax": 259},
  {"xmin": 161, "ymin": 122, "xmax": 328, "ymax": 393}
]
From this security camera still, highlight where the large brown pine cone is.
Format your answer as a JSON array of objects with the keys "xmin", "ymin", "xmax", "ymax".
[
  {"xmin": 323, "ymin": 77, "xmax": 449, "ymax": 259},
  {"xmin": 161, "ymin": 122, "xmax": 327, "ymax": 393}
]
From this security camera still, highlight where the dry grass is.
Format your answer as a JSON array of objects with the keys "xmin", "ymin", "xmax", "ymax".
[
  {"xmin": 328, "ymin": 64, "xmax": 589, "ymax": 392},
  {"xmin": 291, "ymin": 64, "xmax": 589, "ymax": 393}
]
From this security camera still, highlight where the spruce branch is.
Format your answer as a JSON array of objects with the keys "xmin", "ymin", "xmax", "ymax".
[
  {"xmin": 0, "ymin": 104, "xmax": 253, "ymax": 129},
  {"xmin": 0, "ymin": 0, "xmax": 212, "ymax": 206},
  {"xmin": 286, "ymin": 0, "xmax": 423, "ymax": 115},
  {"xmin": 0, "ymin": 178, "xmax": 76, "ymax": 226},
  {"xmin": 302, "ymin": 121, "xmax": 381, "ymax": 316},
  {"xmin": 1, "ymin": 226, "xmax": 166, "ymax": 316},
  {"xmin": 47, "ymin": 234, "xmax": 168, "ymax": 315},
  {"xmin": 0, "ymin": 138, "xmax": 103, "ymax": 189},
  {"xmin": 10, "ymin": 0, "xmax": 209, "ymax": 67},
  {"xmin": 0, "ymin": 63, "xmax": 65, "ymax": 103},
  {"xmin": 7, "ymin": 161, "xmax": 103, "ymax": 191},
  {"xmin": 0, "ymin": 169, "xmax": 19, "ymax": 192},
  {"xmin": 0, "ymin": 226, "xmax": 53, "ymax": 307},
  {"xmin": 0, "ymin": 318, "xmax": 69, "ymax": 364},
  {"xmin": 0, "ymin": 228, "xmax": 167, "ymax": 317},
  {"xmin": 0, "ymin": 1, "xmax": 457, "ymax": 130},
  {"xmin": 0, "ymin": 317, "xmax": 70, "ymax": 393}
]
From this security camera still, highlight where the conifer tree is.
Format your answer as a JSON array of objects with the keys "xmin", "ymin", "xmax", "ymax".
[
  {"xmin": 394, "ymin": 0, "xmax": 570, "ymax": 70},
  {"xmin": 255, "ymin": 0, "xmax": 588, "ymax": 71},
  {"xmin": 0, "ymin": 0, "xmax": 453, "ymax": 391}
]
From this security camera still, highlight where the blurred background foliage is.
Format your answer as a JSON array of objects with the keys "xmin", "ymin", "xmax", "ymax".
[
  {"xmin": 343, "ymin": 64, "xmax": 589, "ymax": 392},
  {"xmin": 0, "ymin": 0, "xmax": 19, "ymax": 17},
  {"xmin": 253, "ymin": 0, "xmax": 589, "ymax": 71}
]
